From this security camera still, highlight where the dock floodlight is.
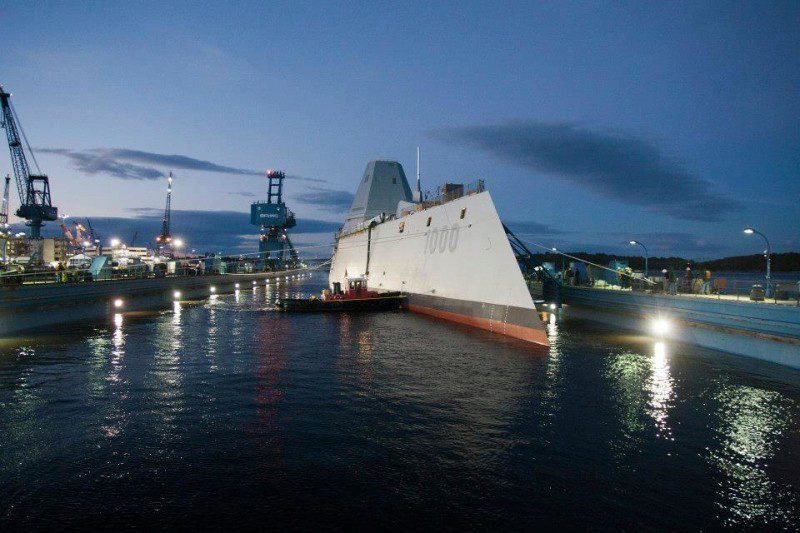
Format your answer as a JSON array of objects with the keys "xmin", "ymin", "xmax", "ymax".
[
  {"xmin": 235, "ymin": 283, "xmax": 240, "ymax": 289},
  {"xmin": 210, "ymin": 286, "xmax": 216, "ymax": 293},
  {"xmin": 173, "ymin": 291, "xmax": 181, "ymax": 299},
  {"xmin": 651, "ymin": 318, "xmax": 670, "ymax": 336},
  {"xmin": 110, "ymin": 238, "xmax": 121, "ymax": 247},
  {"xmin": 252, "ymin": 281, "xmax": 257, "ymax": 285},
  {"xmin": 113, "ymin": 298, "xmax": 124, "ymax": 308},
  {"xmin": 549, "ymin": 303, "xmax": 556, "ymax": 310}
]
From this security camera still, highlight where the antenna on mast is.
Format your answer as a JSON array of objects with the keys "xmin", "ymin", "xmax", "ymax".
[{"xmin": 414, "ymin": 146, "xmax": 421, "ymax": 202}]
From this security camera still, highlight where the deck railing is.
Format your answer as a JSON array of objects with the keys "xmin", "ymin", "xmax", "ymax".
[{"xmin": 421, "ymin": 179, "xmax": 485, "ymax": 207}]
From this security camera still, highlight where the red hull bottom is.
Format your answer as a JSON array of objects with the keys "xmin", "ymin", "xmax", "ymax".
[{"xmin": 408, "ymin": 303, "xmax": 550, "ymax": 347}]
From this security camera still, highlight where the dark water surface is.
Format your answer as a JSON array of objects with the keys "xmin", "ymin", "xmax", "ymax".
[{"xmin": 1, "ymin": 272, "xmax": 799, "ymax": 530}]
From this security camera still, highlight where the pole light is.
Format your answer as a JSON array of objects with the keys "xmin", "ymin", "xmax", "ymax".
[
  {"xmin": 552, "ymin": 247, "xmax": 564, "ymax": 274},
  {"xmin": 629, "ymin": 240, "xmax": 648, "ymax": 279},
  {"xmin": 743, "ymin": 227, "xmax": 771, "ymax": 295}
]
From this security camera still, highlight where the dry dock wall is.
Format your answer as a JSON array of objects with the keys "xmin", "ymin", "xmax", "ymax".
[
  {"xmin": 0, "ymin": 272, "xmax": 283, "ymax": 337},
  {"xmin": 563, "ymin": 286, "xmax": 800, "ymax": 369}
]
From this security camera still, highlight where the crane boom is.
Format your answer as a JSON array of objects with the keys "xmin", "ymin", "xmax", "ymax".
[
  {"xmin": 0, "ymin": 85, "xmax": 57, "ymax": 239},
  {"xmin": 59, "ymin": 217, "xmax": 77, "ymax": 245}
]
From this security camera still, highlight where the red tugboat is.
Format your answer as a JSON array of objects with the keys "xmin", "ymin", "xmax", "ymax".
[{"xmin": 279, "ymin": 277, "xmax": 406, "ymax": 312}]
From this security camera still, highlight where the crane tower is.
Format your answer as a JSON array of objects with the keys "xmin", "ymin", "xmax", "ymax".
[
  {"xmin": 250, "ymin": 170, "xmax": 298, "ymax": 269},
  {"xmin": 1, "ymin": 175, "xmax": 9, "ymax": 229},
  {"xmin": 155, "ymin": 172, "xmax": 173, "ymax": 249},
  {"xmin": 1, "ymin": 175, "xmax": 9, "ymax": 263},
  {"xmin": 0, "ymin": 85, "xmax": 58, "ymax": 244}
]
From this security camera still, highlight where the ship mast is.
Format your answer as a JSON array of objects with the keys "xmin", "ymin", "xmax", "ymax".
[{"xmin": 415, "ymin": 146, "xmax": 421, "ymax": 202}]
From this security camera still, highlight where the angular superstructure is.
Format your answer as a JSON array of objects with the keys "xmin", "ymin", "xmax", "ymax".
[
  {"xmin": 342, "ymin": 161, "xmax": 413, "ymax": 233},
  {"xmin": 330, "ymin": 160, "xmax": 548, "ymax": 347}
]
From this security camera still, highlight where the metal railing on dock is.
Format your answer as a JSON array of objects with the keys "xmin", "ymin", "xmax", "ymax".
[
  {"xmin": 0, "ymin": 256, "xmax": 328, "ymax": 288},
  {"xmin": 565, "ymin": 276, "xmax": 800, "ymax": 306}
]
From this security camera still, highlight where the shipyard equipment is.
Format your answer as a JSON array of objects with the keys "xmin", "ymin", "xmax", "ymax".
[
  {"xmin": 155, "ymin": 172, "xmax": 173, "ymax": 249},
  {"xmin": 504, "ymin": 224, "xmax": 562, "ymax": 306},
  {"xmin": 59, "ymin": 216, "xmax": 78, "ymax": 247},
  {"xmin": 251, "ymin": 170, "xmax": 298, "ymax": 268},
  {"xmin": 0, "ymin": 85, "xmax": 58, "ymax": 242},
  {"xmin": 1, "ymin": 175, "xmax": 9, "ymax": 262}
]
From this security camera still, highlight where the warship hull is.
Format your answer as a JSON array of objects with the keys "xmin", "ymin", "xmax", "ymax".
[{"xmin": 329, "ymin": 173, "xmax": 547, "ymax": 346}]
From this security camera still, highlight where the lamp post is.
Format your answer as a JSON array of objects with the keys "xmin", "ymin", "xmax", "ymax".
[
  {"xmin": 743, "ymin": 227, "xmax": 771, "ymax": 295},
  {"xmin": 629, "ymin": 240, "xmax": 648, "ymax": 280},
  {"xmin": 552, "ymin": 247, "xmax": 564, "ymax": 275}
]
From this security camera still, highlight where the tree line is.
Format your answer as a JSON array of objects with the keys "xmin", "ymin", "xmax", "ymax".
[{"xmin": 533, "ymin": 252, "xmax": 800, "ymax": 272}]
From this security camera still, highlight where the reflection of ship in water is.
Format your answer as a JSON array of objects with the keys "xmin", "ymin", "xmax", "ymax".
[
  {"xmin": 329, "ymin": 161, "xmax": 549, "ymax": 346},
  {"xmin": 330, "ymin": 308, "xmax": 541, "ymax": 471}
]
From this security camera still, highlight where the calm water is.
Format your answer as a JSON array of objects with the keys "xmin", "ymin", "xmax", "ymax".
[{"xmin": 1, "ymin": 272, "xmax": 799, "ymax": 530}]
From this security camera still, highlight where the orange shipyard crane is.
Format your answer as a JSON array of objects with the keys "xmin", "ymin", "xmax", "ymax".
[
  {"xmin": 73, "ymin": 221, "xmax": 91, "ymax": 247},
  {"xmin": 58, "ymin": 215, "xmax": 78, "ymax": 247}
]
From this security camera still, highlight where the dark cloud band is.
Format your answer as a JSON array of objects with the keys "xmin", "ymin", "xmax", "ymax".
[
  {"xmin": 38, "ymin": 148, "xmax": 325, "ymax": 183},
  {"xmin": 435, "ymin": 121, "xmax": 738, "ymax": 222},
  {"xmin": 293, "ymin": 186, "xmax": 354, "ymax": 212}
]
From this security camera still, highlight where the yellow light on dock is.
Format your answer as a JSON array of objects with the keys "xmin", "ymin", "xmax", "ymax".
[{"xmin": 113, "ymin": 298, "xmax": 124, "ymax": 308}]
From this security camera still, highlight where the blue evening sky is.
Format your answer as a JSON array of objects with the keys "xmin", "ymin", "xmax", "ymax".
[{"xmin": 1, "ymin": 1, "xmax": 797, "ymax": 257}]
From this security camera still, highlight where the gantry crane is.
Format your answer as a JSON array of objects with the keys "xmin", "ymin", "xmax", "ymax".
[
  {"xmin": 155, "ymin": 172, "xmax": 173, "ymax": 248},
  {"xmin": 0, "ymin": 85, "xmax": 57, "ymax": 245},
  {"xmin": 251, "ymin": 170, "xmax": 298, "ymax": 269}
]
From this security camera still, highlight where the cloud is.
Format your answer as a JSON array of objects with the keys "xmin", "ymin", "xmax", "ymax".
[
  {"xmin": 66, "ymin": 208, "xmax": 339, "ymax": 254},
  {"xmin": 95, "ymin": 148, "xmax": 261, "ymax": 176},
  {"xmin": 435, "ymin": 121, "xmax": 738, "ymax": 222},
  {"xmin": 38, "ymin": 148, "xmax": 165, "ymax": 180},
  {"xmin": 38, "ymin": 148, "xmax": 326, "ymax": 183},
  {"xmin": 227, "ymin": 191, "xmax": 257, "ymax": 197},
  {"xmin": 293, "ymin": 186, "xmax": 354, "ymax": 212}
]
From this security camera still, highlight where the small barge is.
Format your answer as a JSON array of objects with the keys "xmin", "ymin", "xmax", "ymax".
[{"xmin": 280, "ymin": 277, "xmax": 406, "ymax": 312}]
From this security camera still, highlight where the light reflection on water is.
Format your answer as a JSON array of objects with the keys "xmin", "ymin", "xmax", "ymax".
[
  {"xmin": 648, "ymin": 341, "xmax": 674, "ymax": 438},
  {"xmin": 0, "ymin": 272, "xmax": 797, "ymax": 529},
  {"xmin": 707, "ymin": 381, "xmax": 799, "ymax": 527}
]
